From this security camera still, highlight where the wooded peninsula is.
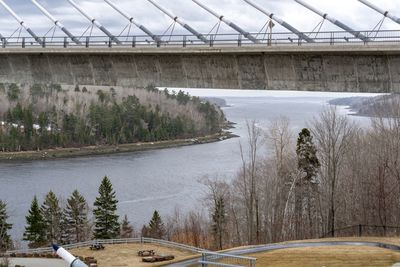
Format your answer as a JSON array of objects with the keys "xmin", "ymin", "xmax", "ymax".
[{"xmin": 0, "ymin": 84, "xmax": 228, "ymax": 159}]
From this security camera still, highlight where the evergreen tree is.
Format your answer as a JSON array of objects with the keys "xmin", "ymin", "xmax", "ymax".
[
  {"xmin": 0, "ymin": 200, "xmax": 12, "ymax": 251},
  {"xmin": 120, "ymin": 215, "xmax": 134, "ymax": 238},
  {"xmin": 212, "ymin": 197, "xmax": 226, "ymax": 250},
  {"xmin": 294, "ymin": 128, "xmax": 321, "ymax": 239},
  {"xmin": 64, "ymin": 190, "xmax": 89, "ymax": 243},
  {"xmin": 93, "ymin": 176, "xmax": 119, "ymax": 239},
  {"xmin": 41, "ymin": 191, "xmax": 65, "ymax": 244},
  {"xmin": 296, "ymin": 128, "xmax": 320, "ymax": 182},
  {"xmin": 141, "ymin": 225, "xmax": 149, "ymax": 238},
  {"xmin": 23, "ymin": 196, "xmax": 46, "ymax": 248},
  {"xmin": 146, "ymin": 210, "xmax": 165, "ymax": 239}
]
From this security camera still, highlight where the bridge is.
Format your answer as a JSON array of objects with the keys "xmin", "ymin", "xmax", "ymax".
[
  {"xmin": 0, "ymin": 32, "xmax": 399, "ymax": 93},
  {"xmin": 0, "ymin": 0, "xmax": 400, "ymax": 92}
]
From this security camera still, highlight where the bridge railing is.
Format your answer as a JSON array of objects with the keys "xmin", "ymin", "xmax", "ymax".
[{"xmin": 1, "ymin": 29, "xmax": 400, "ymax": 49}]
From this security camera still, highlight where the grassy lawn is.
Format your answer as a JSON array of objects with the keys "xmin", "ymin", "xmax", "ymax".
[
  {"xmin": 243, "ymin": 237, "xmax": 400, "ymax": 267},
  {"xmin": 70, "ymin": 243, "xmax": 198, "ymax": 267},
  {"xmin": 247, "ymin": 246, "xmax": 400, "ymax": 267},
  {"xmin": 277, "ymin": 237, "xmax": 400, "ymax": 246}
]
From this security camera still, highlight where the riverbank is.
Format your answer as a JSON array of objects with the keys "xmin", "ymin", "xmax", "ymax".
[{"xmin": 0, "ymin": 131, "xmax": 238, "ymax": 161}]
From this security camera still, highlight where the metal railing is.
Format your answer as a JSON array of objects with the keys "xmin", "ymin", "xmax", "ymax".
[
  {"xmin": 321, "ymin": 224, "xmax": 400, "ymax": 238},
  {"xmin": 5, "ymin": 237, "xmax": 258, "ymax": 267},
  {"xmin": 5, "ymin": 237, "xmax": 207, "ymax": 255},
  {"xmin": 1, "ymin": 29, "xmax": 400, "ymax": 49},
  {"xmin": 200, "ymin": 251, "xmax": 256, "ymax": 267}
]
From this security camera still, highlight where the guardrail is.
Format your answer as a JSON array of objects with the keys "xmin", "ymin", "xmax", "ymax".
[
  {"xmin": 200, "ymin": 251, "xmax": 256, "ymax": 267},
  {"xmin": 5, "ymin": 238, "xmax": 258, "ymax": 267},
  {"xmin": 322, "ymin": 224, "xmax": 400, "ymax": 238},
  {"xmin": 5, "ymin": 237, "xmax": 208, "ymax": 255},
  {"xmin": 1, "ymin": 29, "xmax": 400, "ymax": 49}
]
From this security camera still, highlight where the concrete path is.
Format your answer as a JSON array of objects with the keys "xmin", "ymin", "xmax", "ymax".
[
  {"xmin": 166, "ymin": 241, "xmax": 400, "ymax": 266},
  {"xmin": 2, "ymin": 258, "xmax": 68, "ymax": 267}
]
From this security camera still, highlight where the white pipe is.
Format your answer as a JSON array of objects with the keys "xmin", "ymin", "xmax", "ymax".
[
  {"xmin": 103, "ymin": 0, "xmax": 160, "ymax": 42},
  {"xmin": 295, "ymin": 0, "xmax": 371, "ymax": 42},
  {"xmin": 67, "ymin": 0, "xmax": 120, "ymax": 43},
  {"xmin": 192, "ymin": 0, "xmax": 258, "ymax": 43},
  {"xmin": 31, "ymin": 0, "xmax": 80, "ymax": 44},
  {"xmin": 358, "ymin": 0, "xmax": 400, "ymax": 24},
  {"xmin": 147, "ymin": 0, "xmax": 208, "ymax": 43},
  {"xmin": 0, "ymin": 0, "xmax": 42, "ymax": 44},
  {"xmin": 243, "ymin": 0, "xmax": 314, "ymax": 42}
]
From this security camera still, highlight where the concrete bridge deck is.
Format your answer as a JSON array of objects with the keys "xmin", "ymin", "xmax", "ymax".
[
  {"xmin": 0, "ymin": 44, "xmax": 399, "ymax": 92},
  {"xmin": 1, "ymin": 44, "xmax": 400, "ymax": 55}
]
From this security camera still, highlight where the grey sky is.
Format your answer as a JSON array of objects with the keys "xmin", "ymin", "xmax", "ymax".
[{"xmin": 1, "ymin": 0, "xmax": 400, "ymax": 38}]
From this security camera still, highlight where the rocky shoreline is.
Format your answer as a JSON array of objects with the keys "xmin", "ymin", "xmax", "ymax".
[{"xmin": 0, "ymin": 131, "xmax": 238, "ymax": 161}]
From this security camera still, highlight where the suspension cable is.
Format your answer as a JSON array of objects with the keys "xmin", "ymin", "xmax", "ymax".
[
  {"xmin": 126, "ymin": 23, "xmax": 132, "ymax": 42},
  {"xmin": 367, "ymin": 16, "xmax": 386, "ymax": 40},
  {"xmin": 78, "ymin": 24, "xmax": 94, "ymax": 41},
  {"xmin": 118, "ymin": 23, "xmax": 130, "ymax": 37},
  {"xmin": 161, "ymin": 21, "xmax": 176, "ymax": 38},
  {"xmin": 213, "ymin": 20, "xmax": 221, "ymax": 42},
  {"xmin": 307, "ymin": 18, "xmax": 325, "ymax": 39},
  {"xmin": 206, "ymin": 21, "xmax": 220, "ymax": 37},
  {"xmin": 89, "ymin": 24, "xmax": 94, "ymax": 38},
  {"xmin": 43, "ymin": 25, "xmax": 56, "ymax": 37},
  {"xmin": 7, "ymin": 26, "xmax": 22, "ymax": 42},
  {"xmin": 255, "ymin": 20, "xmax": 270, "ymax": 40},
  {"xmin": 168, "ymin": 21, "xmax": 176, "ymax": 42},
  {"xmin": 16, "ymin": 27, "xmax": 22, "ymax": 43},
  {"xmin": 50, "ymin": 26, "xmax": 56, "ymax": 42}
]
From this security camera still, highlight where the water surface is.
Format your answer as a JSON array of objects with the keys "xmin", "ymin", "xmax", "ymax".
[{"xmin": 0, "ymin": 90, "xmax": 379, "ymax": 240}]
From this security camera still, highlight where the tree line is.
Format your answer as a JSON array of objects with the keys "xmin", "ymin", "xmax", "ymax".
[
  {"xmin": 3, "ymin": 101, "xmax": 399, "ymax": 251},
  {"xmin": 156, "ymin": 101, "xmax": 400, "ymax": 250},
  {"xmin": 0, "ymin": 176, "xmax": 167, "ymax": 251},
  {"xmin": 0, "ymin": 85, "xmax": 225, "ymax": 152}
]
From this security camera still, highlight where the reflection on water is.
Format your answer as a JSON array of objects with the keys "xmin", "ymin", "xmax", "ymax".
[{"xmin": 0, "ymin": 90, "xmax": 380, "ymax": 240}]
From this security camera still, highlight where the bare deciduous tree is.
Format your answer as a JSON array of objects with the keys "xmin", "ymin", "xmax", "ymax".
[{"xmin": 311, "ymin": 107, "xmax": 357, "ymax": 236}]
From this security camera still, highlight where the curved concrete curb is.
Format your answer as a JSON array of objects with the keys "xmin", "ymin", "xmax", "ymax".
[{"xmin": 166, "ymin": 241, "xmax": 400, "ymax": 266}]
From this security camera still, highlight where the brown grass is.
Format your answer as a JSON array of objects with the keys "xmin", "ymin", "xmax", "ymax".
[
  {"xmin": 237, "ymin": 237, "xmax": 400, "ymax": 267},
  {"xmin": 70, "ymin": 243, "xmax": 198, "ymax": 267},
  {"xmin": 285, "ymin": 237, "xmax": 400, "ymax": 246},
  {"xmin": 247, "ymin": 246, "xmax": 400, "ymax": 267}
]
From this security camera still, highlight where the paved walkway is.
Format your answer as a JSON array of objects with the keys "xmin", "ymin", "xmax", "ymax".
[
  {"xmin": 2, "ymin": 258, "xmax": 68, "ymax": 267},
  {"xmin": 166, "ymin": 241, "xmax": 400, "ymax": 266}
]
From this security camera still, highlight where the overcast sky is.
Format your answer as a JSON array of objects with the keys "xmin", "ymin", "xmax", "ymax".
[{"xmin": 1, "ymin": 0, "xmax": 400, "ymax": 38}]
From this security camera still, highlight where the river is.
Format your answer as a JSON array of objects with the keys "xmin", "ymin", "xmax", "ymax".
[{"xmin": 0, "ymin": 89, "xmax": 380, "ymax": 241}]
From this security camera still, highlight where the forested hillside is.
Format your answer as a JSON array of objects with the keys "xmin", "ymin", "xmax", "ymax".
[{"xmin": 0, "ymin": 84, "xmax": 225, "ymax": 152}]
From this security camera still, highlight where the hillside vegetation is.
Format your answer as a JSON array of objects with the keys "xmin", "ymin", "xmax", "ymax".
[
  {"xmin": 329, "ymin": 93, "xmax": 400, "ymax": 117},
  {"xmin": 0, "ymin": 84, "xmax": 225, "ymax": 152}
]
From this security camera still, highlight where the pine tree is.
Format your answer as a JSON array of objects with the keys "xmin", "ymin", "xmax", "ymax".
[
  {"xmin": 120, "ymin": 215, "xmax": 134, "ymax": 238},
  {"xmin": 295, "ymin": 128, "xmax": 321, "ymax": 239},
  {"xmin": 296, "ymin": 128, "xmax": 320, "ymax": 182},
  {"xmin": 212, "ymin": 197, "xmax": 226, "ymax": 250},
  {"xmin": 65, "ymin": 190, "xmax": 89, "ymax": 243},
  {"xmin": 146, "ymin": 210, "xmax": 165, "ymax": 239},
  {"xmin": 41, "ymin": 191, "xmax": 65, "ymax": 244},
  {"xmin": 23, "ymin": 196, "xmax": 46, "ymax": 248},
  {"xmin": 93, "ymin": 176, "xmax": 119, "ymax": 239},
  {"xmin": 0, "ymin": 200, "xmax": 12, "ymax": 251}
]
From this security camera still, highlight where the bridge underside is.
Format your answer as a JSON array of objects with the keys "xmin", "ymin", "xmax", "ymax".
[{"xmin": 0, "ymin": 46, "xmax": 399, "ymax": 93}]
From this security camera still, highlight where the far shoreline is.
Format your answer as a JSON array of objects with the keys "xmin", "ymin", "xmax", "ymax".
[{"xmin": 0, "ymin": 131, "xmax": 238, "ymax": 162}]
